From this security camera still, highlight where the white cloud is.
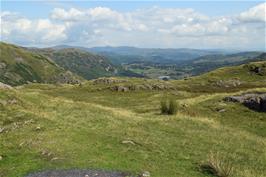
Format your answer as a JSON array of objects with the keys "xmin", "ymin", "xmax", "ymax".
[
  {"xmin": 1, "ymin": 12, "xmax": 66, "ymax": 45},
  {"xmin": 1, "ymin": 3, "xmax": 265, "ymax": 49},
  {"xmin": 238, "ymin": 3, "xmax": 266, "ymax": 23}
]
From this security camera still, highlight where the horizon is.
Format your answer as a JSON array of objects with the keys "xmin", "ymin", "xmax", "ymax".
[
  {"xmin": 1, "ymin": 1, "xmax": 266, "ymax": 50},
  {"xmin": 1, "ymin": 40, "xmax": 264, "ymax": 52}
]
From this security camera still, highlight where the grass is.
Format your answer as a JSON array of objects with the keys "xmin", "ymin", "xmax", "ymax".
[
  {"xmin": 1, "ymin": 61, "xmax": 266, "ymax": 177},
  {"xmin": 200, "ymin": 152, "xmax": 234, "ymax": 177},
  {"xmin": 1, "ymin": 81, "xmax": 266, "ymax": 177}
]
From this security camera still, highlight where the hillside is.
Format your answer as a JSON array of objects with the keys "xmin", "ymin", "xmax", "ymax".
[
  {"xmin": 30, "ymin": 48, "xmax": 144, "ymax": 80},
  {"xmin": 1, "ymin": 60, "xmax": 266, "ymax": 177},
  {"xmin": 0, "ymin": 42, "xmax": 81, "ymax": 86},
  {"xmin": 175, "ymin": 60, "xmax": 266, "ymax": 92}
]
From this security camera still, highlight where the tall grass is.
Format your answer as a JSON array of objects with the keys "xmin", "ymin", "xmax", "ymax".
[
  {"xmin": 160, "ymin": 99, "xmax": 177, "ymax": 115},
  {"xmin": 200, "ymin": 152, "xmax": 234, "ymax": 177}
]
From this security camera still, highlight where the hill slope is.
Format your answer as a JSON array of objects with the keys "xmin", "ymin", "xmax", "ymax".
[
  {"xmin": 1, "ymin": 61, "xmax": 266, "ymax": 177},
  {"xmin": 0, "ymin": 42, "xmax": 81, "ymax": 86},
  {"xmin": 30, "ymin": 47, "xmax": 144, "ymax": 79}
]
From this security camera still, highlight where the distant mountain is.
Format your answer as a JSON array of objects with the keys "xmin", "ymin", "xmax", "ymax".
[
  {"xmin": 180, "ymin": 51, "xmax": 265, "ymax": 75},
  {"xmin": 0, "ymin": 42, "xmax": 81, "ymax": 86},
  {"xmin": 87, "ymin": 46, "xmax": 231, "ymax": 64},
  {"xmin": 51, "ymin": 45, "xmax": 235, "ymax": 65}
]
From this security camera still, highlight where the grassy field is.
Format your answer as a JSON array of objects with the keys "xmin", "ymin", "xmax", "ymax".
[{"xmin": 1, "ymin": 78, "xmax": 266, "ymax": 177}]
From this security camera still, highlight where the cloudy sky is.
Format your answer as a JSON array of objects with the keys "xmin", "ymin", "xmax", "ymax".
[{"xmin": 1, "ymin": 1, "xmax": 265, "ymax": 50}]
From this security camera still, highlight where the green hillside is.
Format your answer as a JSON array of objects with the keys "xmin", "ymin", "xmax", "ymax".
[
  {"xmin": 1, "ymin": 61, "xmax": 266, "ymax": 177},
  {"xmin": 0, "ymin": 42, "xmax": 81, "ymax": 86},
  {"xmin": 30, "ymin": 48, "xmax": 118, "ymax": 80},
  {"xmin": 175, "ymin": 60, "xmax": 266, "ymax": 92}
]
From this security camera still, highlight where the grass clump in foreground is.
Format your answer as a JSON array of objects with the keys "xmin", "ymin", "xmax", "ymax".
[
  {"xmin": 200, "ymin": 152, "xmax": 234, "ymax": 177},
  {"xmin": 160, "ymin": 99, "xmax": 177, "ymax": 115}
]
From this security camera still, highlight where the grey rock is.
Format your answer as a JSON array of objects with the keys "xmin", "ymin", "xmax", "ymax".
[{"xmin": 224, "ymin": 93, "xmax": 266, "ymax": 112}]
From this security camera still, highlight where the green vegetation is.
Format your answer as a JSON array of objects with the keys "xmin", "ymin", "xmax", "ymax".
[
  {"xmin": 123, "ymin": 52, "xmax": 264, "ymax": 79},
  {"xmin": 31, "ymin": 48, "xmax": 116, "ymax": 80},
  {"xmin": 1, "ymin": 60, "xmax": 266, "ymax": 177},
  {"xmin": 160, "ymin": 99, "xmax": 177, "ymax": 115},
  {"xmin": 1, "ymin": 43, "xmax": 266, "ymax": 177},
  {"xmin": 0, "ymin": 42, "xmax": 81, "ymax": 86},
  {"xmin": 200, "ymin": 152, "xmax": 234, "ymax": 177}
]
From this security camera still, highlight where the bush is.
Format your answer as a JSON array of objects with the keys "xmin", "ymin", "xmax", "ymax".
[
  {"xmin": 200, "ymin": 152, "xmax": 234, "ymax": 177},
  {"xmin": 160, "ymin": 99, "xmax": 177, "ymax": 115},
  {"xmin": 160, "ymin": 100, "xmax": 168, "ymax": 114},
  {"xmin": 168, "ymin": 99, "xmax": 177, "ymax": 115}
]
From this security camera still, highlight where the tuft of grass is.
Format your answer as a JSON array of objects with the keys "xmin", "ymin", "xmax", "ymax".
[
  {"xmin": 200, "ymin": 152, "xmax": 234, "ymax": 177},
  {"xmin": 160, "ymin": 99, "xmax": 177, "ymax": 115},
  {"xmin": 168, "ymin": 99, "xmax": 177, "ymax": 115},
  {"xmin": 160, "ymin": 100, "xmax": 168, "ymax": 114}
]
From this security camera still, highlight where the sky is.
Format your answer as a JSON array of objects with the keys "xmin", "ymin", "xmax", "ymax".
[{"xmin": 1, "ymin": 1, "xmax": 266, "ymax": 50}]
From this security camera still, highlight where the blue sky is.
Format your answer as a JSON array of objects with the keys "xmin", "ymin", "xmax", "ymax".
[
  {"xmin": 2, "ymin": 1, "xmax": 263, "ymax": 18},
  {"xmin": 1, "ymin": 1, "xmax": 265, "ymax": 50}
]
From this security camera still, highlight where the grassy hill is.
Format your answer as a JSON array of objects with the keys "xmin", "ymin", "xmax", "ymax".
[
  {"xmin": 0, "ymin": 42, "xmax": 81, "ymax": 86},
  {"xmin": 30, "ymin": 47, "xmax": 144, "ymax": 80},
  {"xmin": 1, "ymin": 61, "xmax": 266, "ymax": 177}
]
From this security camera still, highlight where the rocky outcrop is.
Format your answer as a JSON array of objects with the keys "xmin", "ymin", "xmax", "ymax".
[
  {"xmin": 53, "ymin": 71, "xmax": 81, "ymax": 84},
  {"xmin": 109, "ymin": 83, "xmax": 176, "ymax": 92},
  {"xmin": 224, "ymin": 93, "xmax": 266, "ymax": 112},
  {"xmin": 93, "ymin": 77, "xmax": 128, "ymax": 84},
  {"xmin": 214, "ymin": 79, "xmax": 241, "ymax": 88},
  {"xmin": 0, "ymin": 82, "xmax": 13, "ymax": 89}
]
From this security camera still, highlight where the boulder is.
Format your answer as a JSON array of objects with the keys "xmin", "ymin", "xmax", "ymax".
[
  {"xmin": 0, "ymin": 82, "xmax": 13, "ymax": 90},
  {"xmin": 224, "ymin": 93, "xmax": 266, "ymax": 112}
]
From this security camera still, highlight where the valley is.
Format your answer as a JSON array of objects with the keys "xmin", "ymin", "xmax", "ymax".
[{"xmin": 1, "ymin": 44, "xmax": 266, "ymax": 176}]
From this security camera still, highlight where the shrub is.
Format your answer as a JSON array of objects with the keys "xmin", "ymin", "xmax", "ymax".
[
  {"xmin": 168, "ymin": 99, "xmax": 177, "ymax": 115},
  {"xmin": 200, "ymin": 152, "xmax": 234, "ymax": 177},
  {"xmin": 160, "ymin": 100, "xmax": 168, "ymax": 114},
  {"xmin": 160, "ymin": 99, "xmax": 177, "ymax": 115}
]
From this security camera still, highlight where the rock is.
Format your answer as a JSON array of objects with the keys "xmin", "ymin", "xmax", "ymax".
[
  {"xmin": 0, "ymin": 155, "xmax": 2, "ymax": 161},
  {"xmin": 0, "ymin": 127, "xmax": 5, "ymax": 133},
  {"xmin": 215, "ymin": 79, "xmax": 241, "ymax": 88},
  {"xmin": 93, "ymin": 77, "xmax": 128, "ymax": 85},
  {"xmin": 111, "ymin": 86, "xmax": 129, "ymax": 92},
  {"xmin": 224, "ymin": 93, "xmax": 266, "ymax": 112},
  {"xmin": 215, "ymin": 108, "xmax": 226, "ymax": 113},
  {"xmin": 7, "ymin": 98, "xmax": 17, "ymax": 105},
  {"xmin": 122, "ymin": 140, "xmax": 135, "ymax": 145},
  {"xmin": 0, "ymin": 82, "xmax": 13, "ymax": 90},
  {"xmin": 140, "ymin": 171, "xmax": 150, "ymax": 177},
  {"xmin": 35, "ymin": 126, "xmax": 41, "ymax": 131}
]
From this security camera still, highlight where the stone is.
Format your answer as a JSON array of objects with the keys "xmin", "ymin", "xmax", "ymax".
[
  {"xmin": 141, "ymin": 171, "xmax": 150, "ymax": 177},
  {"xmin": 0, "ymin": 82, "xmax": 13, "ymax": 90},
  {"xmin": 36, "ymin": 126, "xmax": 41, "ymax": 131},
  {"xmin": 122, "ymin": 140, "xmax": 135, "ymax": 145},
  {"xmin": 224, "ymin": 93, "xmax": 266, "ymax": 112},
  {"xmin": 0, "ymin": 127, "xmax": 5, "ymax": 133}
]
